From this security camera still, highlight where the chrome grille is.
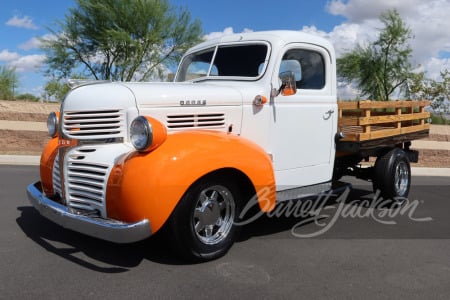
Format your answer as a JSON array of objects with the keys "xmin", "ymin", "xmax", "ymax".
[
  {"xmin": 52, "ymin": 155, "xmax": 62, "ymax": 197},
  {"xmin": 166, "ymin": 113, "xmax": 225, "ymax": 129},
  {"xmin": 66, "ymin": 149, "xmax": 109, "ymax": 215},
  {"xmin": 63, "ymin": 109, "xmax": 126, "ymax": 139}
]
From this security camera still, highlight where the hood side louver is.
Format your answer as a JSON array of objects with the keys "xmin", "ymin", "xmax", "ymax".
[
  {"xmin": 63, "ymin": 109, "xmax": 126, "ymax": 139},
  {"xmin": 166, "ymin": 113, "xmax": 226, "ymax": 129}
]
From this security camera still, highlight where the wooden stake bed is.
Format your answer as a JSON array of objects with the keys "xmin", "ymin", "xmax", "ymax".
[{"xmin": 338, "ymin": 100, "xmax": 430, "ymax": 143}]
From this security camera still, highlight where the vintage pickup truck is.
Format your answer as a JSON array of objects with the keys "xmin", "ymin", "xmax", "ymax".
[{"xmin": 27, "ymin": 30, "xmax": 430, "ymax": 261}]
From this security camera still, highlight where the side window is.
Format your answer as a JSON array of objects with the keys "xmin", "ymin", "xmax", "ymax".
[
  {"xmin": 178, "ymin": 48, "xmax": 215, "ymax": 81},
  {"xmin": 281, "ymin": 49, "xmax": 325, "ymax": 89},
  {"xmin": 186, "ymin": 61, "xmax": 210, "ymax": 79}
]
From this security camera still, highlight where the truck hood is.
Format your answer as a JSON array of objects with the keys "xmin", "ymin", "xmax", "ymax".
[
  {"xmin": 65, "ymin": 81, "xmax": 243, "ymax": 109},
  {"xmin": 120, "ymin": 81, "xmax": 243, "ymax": 108},
  {"xmin": 62, "ymin": 81, "xmax": 244, "ymax": 138}
]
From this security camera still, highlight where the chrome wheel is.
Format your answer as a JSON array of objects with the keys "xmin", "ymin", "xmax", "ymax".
[
  {"xmin": 394, "ymin": 160, "xmax": 409, "ymax": 197},
  {"xmin": 167, "ymin": 177, "xmax": 241, "ymax": 261},
  {"xmin": 373, "ymin": 148, "xmax": 411, "ymax": 200},
  {"xmin": 193, "ymin": 185, "xmax": 235, "ymax": 245}
]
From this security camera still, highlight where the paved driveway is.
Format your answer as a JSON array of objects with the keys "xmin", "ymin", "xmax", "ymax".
[{"xmin": 2, "ymin": 166, "xmax": 450, "ymax": 299}]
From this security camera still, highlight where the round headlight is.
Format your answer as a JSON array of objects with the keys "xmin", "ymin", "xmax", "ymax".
[
  {"xmin": 130, "ymin": 116, "xmax": 153, "ymax": 151},
  {"xmin": 47, "ymin": 112, "xmax": 59, "ymax": 138}
]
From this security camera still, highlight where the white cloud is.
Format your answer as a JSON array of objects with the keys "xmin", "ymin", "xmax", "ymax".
[
  {"xmin": 300, "ymin": 21, "xmax": 379, "ymax": 57},
  {"xmin": 417, "ymin": 57, "xmax": 450, "ymax": 80},
  {"xmin": 204, "ymin": 1, "xmax": 450, "ymax": 78},
  {"xmin": 9, "ymin": 54, "xmax": 46, "ymax": 72},
  {"xmin": 1, "ymin": 50, "xmax": 46, "ymax": 72},
  {"xmin": 6, "ymin": 15, "xmax": 38, "ymax": 30},
  {"xmin": 19, "ymin": 34, "xmax": 56, "ymax": 51},
  {"xmin": 0, "ymin": 50, "xmax": 20, "ymax": 62},
  {"xmin": 337, "ymin": 83, "xmax": 361, "ymax": 100},
  {"xmin": 326, "ymin": 0, "xmax": 422, "ymax": 22},
  {"xmin": 203, "ymin": 27, "xmax": 253, "ymax": 40},
  {"xmin": 407, "ymin": 0, "xmax": 450, "ymax": 62},
  {"xmin": 324, "ymin": 0, "xmax": 450, "ymax": 64},
  {"xmin": 19, "ymin": 37, "xmax": 41, "ymax": 51},
  {"xmin": 317, "ymin": 0, "xmax": 450, "ymax": 98},
  {"xmin": 204, "ymin": 27, "xmax": 235, "ymax": 40}
]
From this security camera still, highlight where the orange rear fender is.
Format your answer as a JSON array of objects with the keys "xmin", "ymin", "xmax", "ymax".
[{"xmin": 106, "ymin": 131, "xmax": 276, "ymax": 233}]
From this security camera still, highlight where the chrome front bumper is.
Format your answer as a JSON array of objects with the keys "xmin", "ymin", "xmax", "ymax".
[{"xmin": 26, "ymin": 182, "xmax": 152, "ymax": 243}]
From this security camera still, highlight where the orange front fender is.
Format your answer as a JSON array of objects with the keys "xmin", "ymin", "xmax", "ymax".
[
  {"xmin": 40, "ymin": 137, "xmax": 59, "ymax": 195},
  {"xmin": 106, "ymin": 131, "xmax": 276, "ymax": 233}
]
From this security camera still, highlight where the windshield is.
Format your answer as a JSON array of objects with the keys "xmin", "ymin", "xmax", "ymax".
[{"xmin": 175, "ymin": 43, "xmax": 269, "ymax": 82}]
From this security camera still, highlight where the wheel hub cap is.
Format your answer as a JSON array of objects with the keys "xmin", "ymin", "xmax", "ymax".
[
  {"xmin": 395, "ymin": 161, "xmax": 409, "ymax": 196},
  {"xmin": 193, "ymin": 185, "xmax": 235, "ymax": 245},
  {"xmin": 198, "ymin": 199, "xmax": 221, "ymax": 226}
]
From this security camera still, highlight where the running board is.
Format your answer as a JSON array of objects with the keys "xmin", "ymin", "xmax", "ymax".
[{"xmin": 276, "ymin": 181, "xmax": 352, "ymax": 202}]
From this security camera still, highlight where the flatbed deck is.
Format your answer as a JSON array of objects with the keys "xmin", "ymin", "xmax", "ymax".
[
  {"xmin": 338, "ymin": 100, "xmax": 430, "ymax": 140},
  {"xmin": 336, "ymin": 100, "xmax": 430, "ymax": 153}
]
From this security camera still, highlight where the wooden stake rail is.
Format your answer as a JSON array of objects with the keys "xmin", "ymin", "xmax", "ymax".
[{"xmin": 337, "ymin": 100, "xmax": 430, "ymax": 142}]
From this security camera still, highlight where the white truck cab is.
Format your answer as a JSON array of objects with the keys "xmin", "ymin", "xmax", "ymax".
[{"xmin": 173, "ymin": 31, "xmax": 338, "ymax": 189}]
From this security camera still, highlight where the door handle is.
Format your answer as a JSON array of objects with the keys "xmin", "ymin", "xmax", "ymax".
[{"xmin": 323, "ymin": 109, "xmax": 334, "ymax": 120}]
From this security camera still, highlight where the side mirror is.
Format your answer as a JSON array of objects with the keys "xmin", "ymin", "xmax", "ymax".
[
  {"xmin": 275, "ymin": 60, "xmax": 302, "ymax": 96},
  {"xmin": 279, "ymin": 71, "xmax": 297, "ymax": 96}
]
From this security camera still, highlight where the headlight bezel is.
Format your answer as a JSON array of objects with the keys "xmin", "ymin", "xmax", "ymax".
[
  {"xmin": 130, "ymin": 116, "xmax": 153, "ymax": 151},
  {"xmin": 47, "ymin": 112, "xmax": 59, "ymax": 138},
  {"xmin": 130, "ymin": 115, "xmax": 167, "ymax": 152}
]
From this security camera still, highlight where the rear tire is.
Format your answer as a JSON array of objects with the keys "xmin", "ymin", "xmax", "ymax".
[
  {"xmin": 373, "ymin": 148, "xmax": 411, "ymax": 201},
  {"xmin": 166, "ymin": 176, "xmax": 241, "ymax": 262}
]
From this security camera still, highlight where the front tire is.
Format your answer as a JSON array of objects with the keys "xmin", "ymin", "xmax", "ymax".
[
  {"xmin": 166, "ymin": 177, "xmax": 241, "ymax": 262},
  {"xmin": 373, "ymin": 148, "xmax": 411, "ymax": 201}
]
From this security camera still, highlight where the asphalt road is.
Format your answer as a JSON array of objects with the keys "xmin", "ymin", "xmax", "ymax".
[{"xmin": 1, "ymin": 166, "xmax": 450, "ymax": 299}]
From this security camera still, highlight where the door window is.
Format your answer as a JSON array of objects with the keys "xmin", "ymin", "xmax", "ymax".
[{"xmin": 281, "ymin": 49, "xmax": 325, "ymax": 90}]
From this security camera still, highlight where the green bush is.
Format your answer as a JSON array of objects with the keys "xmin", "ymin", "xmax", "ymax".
[
  {"xmin": 430, "ymin": 113, "xmax": 450, "ymax": 125},
  {"xmin": 15, "ymin": 93, "xmax": 40, "ymax": 102}
]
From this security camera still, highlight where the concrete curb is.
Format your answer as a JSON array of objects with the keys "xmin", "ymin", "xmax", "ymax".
[
  {"xmin": 1, "ymin": 155, "xmax": 450, "ymax": 177},
  {"xmin": 0, "ymin": 155, "xmax": 40, "ymax": 166},
  {"xmin": 0, "ymin": 120, "xmax": 47, "ymax": 132},
  {"xmin": 410, "ymin": 167, "xmax": 450, "ymax": 177}
]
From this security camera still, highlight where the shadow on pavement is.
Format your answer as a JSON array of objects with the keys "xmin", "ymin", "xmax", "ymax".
[
  {"xmin": 15, "ymin": 189, "xmax": 358, "ymax": 271},
  {"xmin": 17, "ymin": 184, "xmax": 440, "ymax": 271},
  {"xmin": 16, "ymin": 206, "xmax": 187, "ymax": 272}
]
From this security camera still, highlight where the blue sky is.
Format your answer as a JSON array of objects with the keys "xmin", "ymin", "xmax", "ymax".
[
  {"xmin": 1, "ymin": 0, "xmax": 449, "ymax": 98},
  {"xmin": 170, "ymin": 0, "xmax": 345, "ymax": 33}
]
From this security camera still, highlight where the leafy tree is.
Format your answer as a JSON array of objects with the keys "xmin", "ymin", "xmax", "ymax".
[
  {"xmin": 0, "ymin": 65, "xmax": 19, "ymax": 100},
  {"xmin": 337, "ymin": 10, "xmax": 414, "ymax": 100},
  {"xmin": 43, "ymin": 78, "xmax": 71, "ymax": 102},
  {"xmin": 41, "ymin": 0, "xmax": 202, "ymax": 82},
  {"xmin": 407, "ymin": 69, "xmax": 450, "ymax": 121},
  {"xmin": 404, "ymin": 71, "xmax": 427, "ymax": 100}
]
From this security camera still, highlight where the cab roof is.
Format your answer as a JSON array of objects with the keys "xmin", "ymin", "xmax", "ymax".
[{"xmin": 186, "ymin": 30, "xmax": 334, "ymax": 54}]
